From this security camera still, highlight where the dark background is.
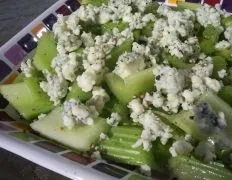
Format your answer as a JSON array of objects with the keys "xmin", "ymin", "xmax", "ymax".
[{"xmin": 0, "ymin": 0, "xmax": 69, "ymax": 179}]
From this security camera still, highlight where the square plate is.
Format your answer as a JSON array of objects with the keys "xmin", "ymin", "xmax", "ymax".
[{"xmin": 0, "ymin": 0, "xmax": 231, "ymax": 179}]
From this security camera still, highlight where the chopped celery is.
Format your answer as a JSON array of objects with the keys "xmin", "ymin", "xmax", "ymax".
[
  {"xmin": 100, "ymin": 125, "xmax": 170, "ymax": 171},
  {"xmin": 200, "ymin": 39, "xmax": 215, "ymax": 55},
  {"xmin": 106, "ymin": 38, "xmax": 133, "ymax": 70},
  {"xmin": 144, "ymin": 3, "xmax": 159, "ymax": 15},
  {"xmin": 214, "ymin": 47, "xmax": 232, "ymax": 62},
  {"xmin": 176, "ymin": 2, "xmax": 201, "ymax": 11},
  {"xmin": 203, "ymin": 25, "xmax": 221, "ymax": 43},
  {"xmin": 101, "ymin": 21, "xmax": 129, "ymax": 33},
  {"xmin": 222, "ymin": 16, "xmax": 232, "ymax": 28},
  {"xmin": 169, "ymin": 156, "xmax": 232, "ymax": 180},
  {"xmin": 161, "ymin": 51, "xmax": 194, "ymax": 69},
  {"xmin": 141, "ymin": 22, "xmax": 154, "ymax": 37},
  {"xmin": 101, "ymin": 98, "xmax": 130, "ymax": 124},
  {"xmin": 133, "ymin": 29, "xmax": 141, "ymax": 42},
  {"xmin": 81, "ymin": 0, "xmax": 108, "ymax": 6},
  {"xmin": 66, "ymin": 83, "xmax": 92, "ymax": 102},
  {"xmin": 212, "ymin": 56, "xmax": 227, "ymax": 79}
]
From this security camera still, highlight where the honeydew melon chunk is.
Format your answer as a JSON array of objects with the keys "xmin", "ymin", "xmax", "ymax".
[
  {"xmin": 33, "ymin": 33, "xmax": 57, "ymax": 72},
  {"xmin": 31, "ymin": 106, "xmax": 110, "ymax": 151},
  {"xmin": 0, "ymin": 78, "xmax": 54, "ymax": 120},
  {"xmin": 66, "ymin": 83, "xmax": 92, "ymax": 102},
  {"xmin": 105, "ymin": 68, "xmax": 155, "ymax": 104}
]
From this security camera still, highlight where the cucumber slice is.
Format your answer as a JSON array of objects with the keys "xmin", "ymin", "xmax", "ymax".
[
  {"xmin": 0, "ymin": 78, "xmax": 54, "ymax": 120},
  {"xmin": 33, "ymin": 33, "xmax": 57, "ymax": 72},
  {"xmin": 66, "ymin": 83, "xmax": 92, "ymax": 102},
  {"xmin": 81, "ymin": 0, "xmax": 108, "ymax": 6},
  {"xmin": 106, "ymin": 38, "xmax": 133, "ymax": 70},
  {"xmin": 198, "ymin": 92, "xmax": 232, "ymax": 139},
  {"xmin": 169, "ymin": 156, "xmax": 232, "ymax": 180},
  {"xmin": 101, "ymin": 21, "xmax": 129, "ymax": 33},
  {"xmin": 212, "ymin": 56, "xmax": 227, "ymax": 79},
  {"xmin": 105, "ymin": 68, "xmax": 155, "ymax": 104},
  {"xmin": 219, "ymin": 86, "xmax": 232, "ymax": 107},
  {"xmin": 31, "ymin": 106, "xmax": 110, "ymax": 151}
]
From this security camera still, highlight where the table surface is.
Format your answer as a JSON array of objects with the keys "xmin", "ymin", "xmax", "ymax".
[{"xmin": 0, "ymin": 0, "xmax": 69, "ymax": 179}]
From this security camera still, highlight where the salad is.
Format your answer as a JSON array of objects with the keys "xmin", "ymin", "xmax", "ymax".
[{"xmin": 1, "ymin": 0, "xmax": 232, "ymax": 179}]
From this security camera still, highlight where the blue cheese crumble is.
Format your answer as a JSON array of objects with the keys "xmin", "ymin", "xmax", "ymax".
[
  {"xmin": 40, "ymin": 71, "xmax": 68, "ymax": 105},
  {"xmin": 20, "ymin": 59, "xmax": 35, "ymax": 78},
  {"xmin": 62, "ymin": 99, "xmax": 98, "ymax": 129}
]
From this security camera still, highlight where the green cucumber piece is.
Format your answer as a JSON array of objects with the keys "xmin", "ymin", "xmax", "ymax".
[
  {"xmin": 198, "ymin": 92, "xmax": 232, "ymax": 139},
  {"xmin": 212, "ymin": 56, "xmax": 227, "ymax": 79},
  {"xmin": 106, "ymin": 68, "xmax": 155, "ymax": 104},
  {"xmin": 31, "ymin": 106, "xmax": 110, "ymax": 151},
  {"xmin": 33, "ymin": 33, "xmax": 57, "ymax": 72},
  {"xmin": 106, "ymin": 38, "xmax": 133, "ymax": 70},
  {"xmin": 222, "ymin": 16, "xmax": 232, "ymax": 28},
  {"xmin": 81, "ymin": 0, "xmax": 108, "ymax": 6},
  {"xmin": 0, "ymin": 78, "xmax": 54, "ymax": 120},
  {"xmin": 219, "ymin": 86, "xmax": 232, "ymax": 107},
  {"xmin": 101, "ymin": 21, "xmax": 129, "ymax": 33},
  {"xmin": 66, "ymin": 83, "xmax": 92, "ymax": 102},
  {"xmin": 169, "ymin": 156, "xmax": 232, "ymax": 180}
]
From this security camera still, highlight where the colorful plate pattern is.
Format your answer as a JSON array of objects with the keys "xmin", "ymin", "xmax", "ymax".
[{"xmin": 0, "ymin": 0, "xmax": 231, "ymax": 179}]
